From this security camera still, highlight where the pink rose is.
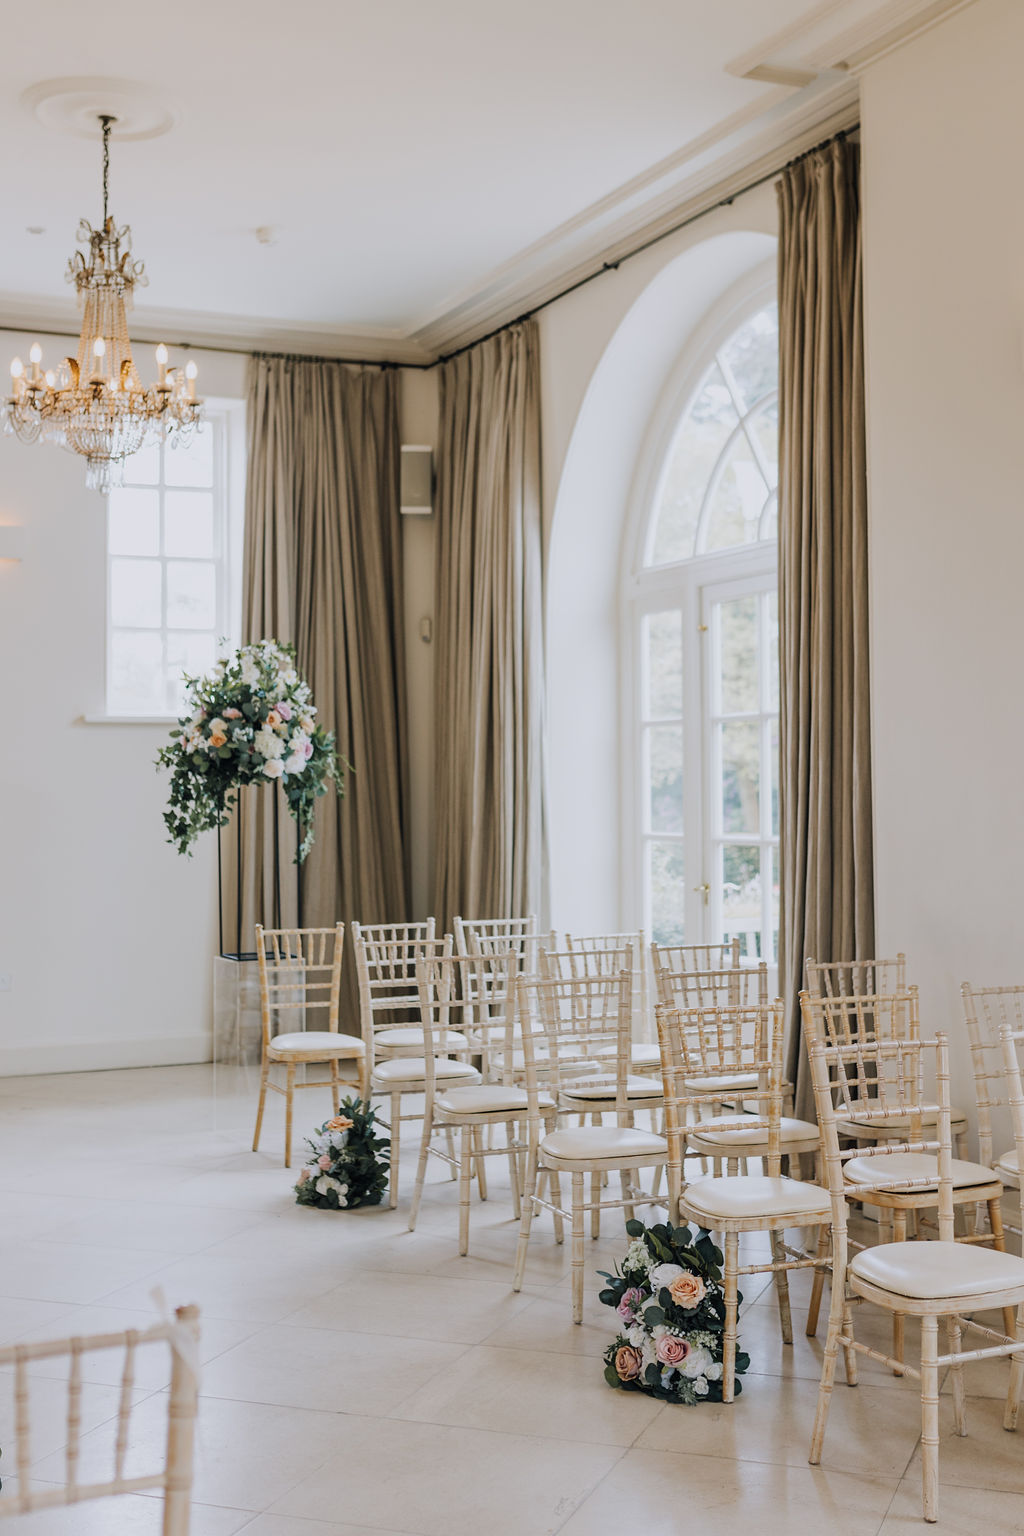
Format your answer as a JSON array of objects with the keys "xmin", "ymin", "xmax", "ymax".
[
  {"xmin": 656, "ymin": 1333, "xmax": 690, "ymax": 1367},
  {"xmin": 317, "ymin": 1154, "xmax": 331, "ymax": 1170},
  {"xmin": 616, "ymin": 1286, "xmax": 645, "ymax": 1324},
  {"xmin": 668, "ymin": 1273, "xmax": 706, "ymax": 1310},
  {"xmin": 276, "ymin": 701, "xmax": 293, "ymax": 720},
  {"xmin": 614, "ymin": 1345, "xmax": 643, "ymax": 1381},
  {"xmin": 224, "ymin": 707, "xmax": 242, "ymax": 719},
  {"xmin": 303, "ymin": 739, "xmax": 314, "ymax": 758}
]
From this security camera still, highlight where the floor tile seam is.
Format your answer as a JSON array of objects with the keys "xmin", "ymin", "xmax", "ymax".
[
  {"xmin": 548, "ymin": 1443, "xmax": 631, "ymax": 1535},
  {"xmin": 23, "ymin": 1382, "xmax": 170, "ymax": 1471},
  {"xmin": 271, "ymin": 1318, "xmax": 518, "ymax": 1348}
]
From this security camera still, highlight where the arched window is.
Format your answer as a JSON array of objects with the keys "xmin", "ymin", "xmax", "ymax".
[{"xmin": 629, "ymin": 293, "xmax": 779, "ymax": 962}]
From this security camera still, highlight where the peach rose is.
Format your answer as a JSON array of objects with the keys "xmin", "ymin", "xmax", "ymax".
[
  {"xmin": 209, "ymin": 731, "xmax": 227, "ymax": 748},
  {"xmin": 655, "ymin": 1333, "xmax": 690, "ymax": 1367},
  {"xmin": 614, "ymin": 1344, "xmax": 643, "ymax": 1382},
  {"xmin": 326, "ymin": 1115, "xmax": 354, "ymax": 1132},
  {"xmin": 266, "ymin": 710, "xmax": 281, "ymax": 727},
  {"xmin": 668, "ymin": 1272, "xmax": 706, "ymax": 1310}
]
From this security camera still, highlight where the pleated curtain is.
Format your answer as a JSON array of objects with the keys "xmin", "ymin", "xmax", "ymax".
[
  {"xmin": 237, "ymin": 355, "xmax": 410, "ymax": 1011},
  {"xmin": 777, "ymin": 136, "xmax": 875, "ymax": 1117},
  {"xmin": 433, "ymin": 321, "xmax": 545, "ymax": 932}
]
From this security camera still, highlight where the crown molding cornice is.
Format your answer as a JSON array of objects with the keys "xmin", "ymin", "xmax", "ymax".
[{"xmin": 0, "ymin": 0, "xmax": 975, "ymax": 366}]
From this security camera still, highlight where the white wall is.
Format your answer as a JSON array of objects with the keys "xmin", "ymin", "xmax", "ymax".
[
  {"xmin": 860, "ymin": 0, "xmax": 1024, "ymax": 1097},
  {"xmin": 0, "ymin": 335, "xmax": 246, "ymax": 1074}
]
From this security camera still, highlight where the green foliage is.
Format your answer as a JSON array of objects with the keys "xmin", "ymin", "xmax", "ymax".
[
  {"xmin": 155, "ymin": 639, "xmax": 347, "ymax": 863},
  {"xmin": 293, "ymin": 1098, "xmax": 390, "ymax": 1210}
]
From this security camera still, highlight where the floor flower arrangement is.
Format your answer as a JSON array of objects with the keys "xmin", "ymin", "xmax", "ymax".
[
  {"xmin": 294, "ymin": 1099, "xmax": 390, "ymax": 1209},
  {"xmin": 156, "ymin": 639, "xmax": 345, "ymax": 861},
  {"xmin": 599, "ymin": 1218, "xmax": 749, "ymax": 1403}
]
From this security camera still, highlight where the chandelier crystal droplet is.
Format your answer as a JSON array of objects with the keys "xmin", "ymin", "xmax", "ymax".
[{"xmin": 3, "ymin": 114, "xmax": 202, "ymax": 493}]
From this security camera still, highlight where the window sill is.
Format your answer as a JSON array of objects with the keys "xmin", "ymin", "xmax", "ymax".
[{"xmin": 81, "ymin": 714, "xmax": 179, "ymax": 725}]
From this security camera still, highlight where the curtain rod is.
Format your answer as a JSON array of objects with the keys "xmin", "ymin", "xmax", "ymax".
[{"xmin": 2, "ymin": 127, "xmax": 854, "ymax": 374}]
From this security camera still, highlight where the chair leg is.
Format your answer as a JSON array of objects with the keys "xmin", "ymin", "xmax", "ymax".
[
  {"xmin": 1005, "ymin": 1301, "xmax": 1024, "ymax": 1432},
  {"xmin": 987, "ymin": 1197, "xmax": 1018, "ymax": 1341},
  {"xmin": 892, "ymin": 1209, "xmax": 907, "ymax": 1372},
  {"xmin": 571, "ymin": 1172, "xmax": 586, "ymax": 1323},
  {"xmin": 407, "ymin": 1107, "xmax": 433, "ymax": 1233},
  {"xmin": 920, "ymin": 1314, "xmax": 940, "ymax": 1523},
  {"xmin": 590, "ymin": 1171, "xmax": 601, "ymax": 1240},
  {"xmin": 252, "ymin": 1058, "xmax": 269, "ymax": 1152},
  {"xmin": 841, "ymin": 1295, "xmax": 859, "ymax": 1385},
  {"xmin": 770, "ymin": 1228, "xmax": 793, "ymax": 1345},
  {"xmin": 809, "ymin": 1260, "xmax": 845, "ymax": 1465},
  {"xmin": 458, "ymin": 1126, "xmax": 473, "ymax": 1256},
  {"xmin": 548, "ymin": 1168, "xmax": 565, "ymax": 1244},
  {"xmin": 946, "ymin": 1314, "xmax": 967, "ymax": 1436},
  {"xmin": 507, "ymin": 1129, "xmax": 522, "ymax": 1220},
  {"xmin": 619, "ymin": 1169, "xmax": 635, "ymax": 1226},
  {"xmin": 473, "ymin": 1127, "xmax": 488, "ymax": 1202},
  {"xmin": 513, "ymin": 1146, "xmax": 539, "ymax": 1292},
  {"xmin": 329, "ymin": 1057, "xmax": 341, "ymax": 1115},
  {"xmin": 445, "ymin": 1125, "xmax": 457, "ymax": 1179},
  {"xmin": 806, "ymin": 1224, "xmax": 829, "ymax": 1338},
  {"xmin": 722, "ymin": 1231, "xmax": 739, "ymax": 1403},
  {"xmin": 389, "ymin": 1092, "xmax": 401, "ymax": 1209},
  {"xmin": 284, "ymin": 1063, "xmax": 296, "ymax": 1168}
]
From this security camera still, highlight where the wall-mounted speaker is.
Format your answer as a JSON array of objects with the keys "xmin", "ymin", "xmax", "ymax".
[{"xmin": 400, "ymin": 445, "xmax": 433, "ymax": 515}]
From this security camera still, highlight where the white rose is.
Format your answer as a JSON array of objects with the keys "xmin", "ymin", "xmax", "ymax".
[
  {"xmin": 625, "ymin": 1324, "xmax": 646, "ymax": 1347},
  {"xmin": 705, "ymin": 1361, "xmax": 723, "ymax": 1382},
  {"xmin": 263, "ymin": 759, "xmax": 284, "ymax": 779},
  {"xmin": 649, "ymin": 1263, "xmax": 685, "ymax": 1292},
  {"xmin": 283, "ymin": 752, "xmax": 306, "ymax": 776},
  {"xmin": 640, "ymin": 1338, "xmax": 657, "ymax": 1371},
  {"xmin": 315, "ymin": 1175, "xmax": 343, "ymax": 1197},
  {"xmin": 679, "ymin": 1345, "xmax": 713, "ymax": 1380},
  {"xmin": 694, "ymin": 1376, "xmax": 709, "ymax": 1396}
]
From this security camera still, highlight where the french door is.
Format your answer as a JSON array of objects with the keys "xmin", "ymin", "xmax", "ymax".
[{"xmin": 634, "ymin": 554, "xmax": 778, "ymax": 967}]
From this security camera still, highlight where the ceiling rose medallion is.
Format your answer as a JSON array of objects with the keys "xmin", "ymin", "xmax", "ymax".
[{"xmin": 3, "ymin": 112, "xmax": 201, "ymax": 492}]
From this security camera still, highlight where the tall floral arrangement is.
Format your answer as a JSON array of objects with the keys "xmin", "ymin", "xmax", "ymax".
[
  {"xmin": 599, "ymin": 1219, "xmax": 749, "ymax": 1404},
  {"xmin": 156, "ymin": 640, "xmax": 344, "ymax": 861}
]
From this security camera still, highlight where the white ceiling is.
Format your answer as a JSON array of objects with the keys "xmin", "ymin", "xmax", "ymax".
[{"xmin": 0, "ymin": 0, "xmax": 971, "ymax": 359}]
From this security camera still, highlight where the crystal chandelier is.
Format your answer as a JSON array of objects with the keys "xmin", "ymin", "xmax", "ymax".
[{"xmin": 3, "ymin": 114, "xmax": 201, "ymax": 493}]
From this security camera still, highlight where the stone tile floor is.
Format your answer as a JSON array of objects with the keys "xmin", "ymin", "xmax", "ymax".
[{"xmin": 0, "ymin": 1064, "xmax": 1018, "ymax": 1533}]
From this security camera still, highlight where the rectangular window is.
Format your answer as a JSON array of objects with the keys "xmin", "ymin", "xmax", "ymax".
[{"xmin": 106, "ymin": 411, "xmax": 239, "ymax": 716}]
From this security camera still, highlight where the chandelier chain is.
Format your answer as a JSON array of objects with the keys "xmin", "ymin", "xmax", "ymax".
[{"xmin": 99, "ymin": 114, "xmax": 114, "ymax": 226}]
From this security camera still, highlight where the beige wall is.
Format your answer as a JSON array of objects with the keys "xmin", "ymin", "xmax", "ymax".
[{"xmin": 860, "ymin": 0, "xmax": 1024, "ymax": 1100}]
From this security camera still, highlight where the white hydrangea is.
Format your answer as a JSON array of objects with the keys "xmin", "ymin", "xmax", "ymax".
[
  {"xmin": 625, "ymin": 1323, "xmax": 646, "ymax": 1347},
  {"xmin": 679, "ymin": 1344, "xmax": 713, "ymax": 1381},
  {"xmin": 623, "ymin": 1238, "xmax": 653, "ymax": 1274},
  {"xmin": 240, "ymin": 655, "xmax": 260, "ymax": 687},
  {"xmin": 254, "ymin": 727, "xmax": 285, "ymax": 759},
  {"xmin": 649, "ymin": 1262, "xmax": 685, "ymax": 1292}
]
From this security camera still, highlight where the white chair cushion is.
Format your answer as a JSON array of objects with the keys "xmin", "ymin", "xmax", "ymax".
[
  {"xmin": 541, "ymin": 1126, "xmax": 667, "ymax": 1163},
  {"xmin": 837, "ymin": 1105, "xmax": 969, "ymax": 1135},
  {"xmin": 270, "ymin": 1031, "xmax": 364, "ymax": 1056},
  {"xmin": 435, "ymin": 1085, "xmax": 555, "ymax": 1115},
  {"xmin": 594, "ymin": 1042, "xmax": 662, "ymax": 1069},
  {"xmin": 851, "ymin": 1240, "xmax": 1024, "ymax": 1301},
  {"xmin": 844, "ymin": 1151, "xmax": 1000, "ymax": 1191},
  {"xmin": 560, "ymin": 1074, "xmax": 664, "ymax": 1101},
  {"xmin": 688, "ymin": 1115, "xmax": 819, "ymax": 1150},
  {"xmin": 683, "ymin": 1071, "xmax": 760, "ymax": 1094},
  {"xmin": 682, "ymin": 1174, "xmax": 831, "ymax": 1222},
  {"xmin": 995, "ymin": 1149, "xmax": 1020, "ymax": 1186},
  {"xmin": 371, "ymin": 1057, "xmax": 480, "ymax": 1086},
  {"xmin": 375, "ymin": 1027, "xmax": 469, "ymax": 1051}
]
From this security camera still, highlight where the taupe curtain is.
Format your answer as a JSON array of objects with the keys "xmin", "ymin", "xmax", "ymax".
[
  {"xmin": 777, "ymin": 136, "xmax": 875, "ymax": 1117},
  {"xmin": 237, "ymin": 355, "xmax": 409, "ymax": 1005},
  {"xmin": 433, "ymin": 321, "xmax": 545, "ymax": 931}
]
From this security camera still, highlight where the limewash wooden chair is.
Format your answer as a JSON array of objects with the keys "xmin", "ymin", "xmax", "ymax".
[
  {"xmin": 352, "ymin": 919, "xmax": 473, "ymax": 1066},
  {"xmin": 963, "ymin": 982, "xmax": 1024, "ymax": 1242},
  {"xmin": 408, "ymin": 947, "xmax": 557, "ymax": 1253},
  {"xmin": 512, "ymin": 969, "xmax": 668, "ymax": 1322},
  {"xmin": 808, "ymin": 1030, "xmax": 1024, "ymax": 1524},
  {"xmin": 655, "ymin": 997, "xmax": 831, "ymax": 1401},
  {"xmin": 0, "ymin": 1305, "xmax": 200, "ymax": 1532},
  {"xmin": 565, "ymin": 930, "xmax": 654, "ymax": 1051},
  {"xmin": 253, "ymin": 924, "xmax": 367, "ymax": 1167}
]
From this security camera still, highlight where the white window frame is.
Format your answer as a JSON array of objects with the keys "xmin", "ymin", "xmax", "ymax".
[
  {"xmin": 102, "ymin": 398, "xmax": 245, "ymax": 721},
  {"xmin": 621, "ymin": 264, "xmax": 778, "ymax": 968}
]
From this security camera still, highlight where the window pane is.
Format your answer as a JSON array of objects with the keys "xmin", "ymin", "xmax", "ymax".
[
  {"xmin": 164, "ymin": 492, "xmax": 214, "ymax": 558},
  {"xmin": 719, "ymin": 306, "xmax": 778, "ymax": 410},
  {"xmin": 703, "ymin": 435, "xmax": 769, "ymax": 552},
  {"xmin": 718, "ymin": 595, "xmax": 758, "ymax": 714},
  {"xmin": 110, "ymin": 558, "xmax": 161, "ymax": 627},
  {"xmin": 721, "ymin": 844, "xmax": 761, "ymax": 959},
  {"xmin": 749, "ymin": 398, "xmax": 779, "ymax": 490},
  {"xmin": 644, "ymin": 610, "xmax": 682, "ymax": 718},
  {"xmin": 769, "ymin": 846, "xmax": 780, "ymax": 964},
  {"xmin": 721, "ymin": 721, "xmax": 759, "ymax": 834},
  {"xmin": 109, "ymin": 630, "xmax": 163, "ymax": 714},
  {"xmin": 166, "ymin": 561, "xmax": 216, "ymax": 629},
  {"xmin": 121, "ymin": 439, "xmax": 161, "ymax": 486},
  {"xmin": 166, "ymin": 632, "xmax": 218, "ymax": 712},
  {"xmin": 164, "ymin": 427, "xmax": 214, "ymax": 487},
  {"xmin": 647, "ymin": 725, "xmax": 683, "ymax": 834},
  {"xmin": 766, "ymin": 590, "xmax": 779, "ymax": 710},
  {"xmin": 651, "ymin": 363, "xmax": 737, "ymax": 565},
  {"xmin": 108, "ymin": 489, "xmax": 160, "ymax": 556},
  {"xmin": 649, "ymin": 841, "xmax": 685, "ymax": 945}
]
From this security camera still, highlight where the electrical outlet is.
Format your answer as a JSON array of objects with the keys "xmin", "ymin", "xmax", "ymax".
[{"xmin": 0, "ymin": 974, "xmax": 11, "ymax": 992}]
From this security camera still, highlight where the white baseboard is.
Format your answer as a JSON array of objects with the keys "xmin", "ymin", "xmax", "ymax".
[{"xmin": 0, "ymin": 1033, "xmax": 213, "ymax": 1078}]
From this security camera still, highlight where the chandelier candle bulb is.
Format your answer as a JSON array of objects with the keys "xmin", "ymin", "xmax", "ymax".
[
  {"xmin": 155, "ymin": 343, "xmax": 168, "ymax": 386},
  {"xmin": 185, "ymin": 360, "xmax": 197, "ymax": 400}
]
